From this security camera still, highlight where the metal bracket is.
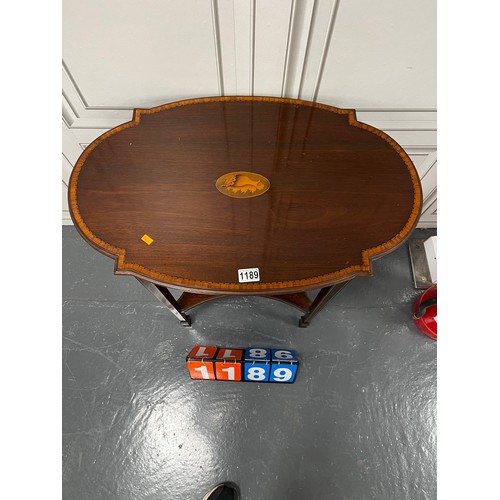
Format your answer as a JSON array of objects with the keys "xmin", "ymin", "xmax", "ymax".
[{"xmin": 408, "ymin": 239, "xmax": 433, "ymax": 289}]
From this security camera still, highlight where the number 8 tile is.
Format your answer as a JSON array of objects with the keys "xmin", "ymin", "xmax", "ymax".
[{"xmin": 243, "ymin": 362, "xmax": 270, "ymax": 382}]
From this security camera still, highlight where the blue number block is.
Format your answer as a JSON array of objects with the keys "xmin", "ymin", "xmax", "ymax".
[
  {"xmin": 269, "ymin": 363, "xmax": 298, "ymax": 383},
  {"xmin": 271, "ymin": 349, "xmax": 298, "ymax": 363},
  {"xmin": 243, "ymin": 362, "xmax": 271, "ymax": 382},
  {"xmin": 244, "ymin": 347, "xmax": 271, "ymax": 362}
]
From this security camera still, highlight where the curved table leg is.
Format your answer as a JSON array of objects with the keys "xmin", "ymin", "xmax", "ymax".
[
  {"xmin": 136, "ymin": 278, "xmax": 191, "ymax": 327},
  {"xmin": 299, "ymin": 280, "xmax": 351, "ymax": 328}
]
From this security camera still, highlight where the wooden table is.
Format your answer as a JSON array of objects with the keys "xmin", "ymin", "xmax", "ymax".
[{"xmin": 69, "ymin": 96, "xmax": 421, "ymax": 327}]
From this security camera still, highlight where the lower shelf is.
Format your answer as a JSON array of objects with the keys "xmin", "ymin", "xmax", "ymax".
[{"xmin": 177, "ymin": 291, "xmax": 312, "ymax": 313}]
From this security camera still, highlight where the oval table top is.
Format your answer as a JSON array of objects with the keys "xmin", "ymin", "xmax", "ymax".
[{"xmin": 69, "ymin": 96, "xmax": 421, "ymax": 295}]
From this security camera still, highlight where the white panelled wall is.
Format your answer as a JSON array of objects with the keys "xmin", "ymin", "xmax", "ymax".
[{"xmin": 62, "ymin": 0, "xmax": 436, "ymax": 227}]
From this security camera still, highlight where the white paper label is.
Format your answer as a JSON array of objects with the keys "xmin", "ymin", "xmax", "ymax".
[{"xmin": 238, "ymin": 267, "xmax": 260, "ymax": 283}]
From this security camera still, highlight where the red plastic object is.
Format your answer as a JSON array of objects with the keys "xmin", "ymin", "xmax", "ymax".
[{"xmin": 412, "ymin": 284, "xmax": 437, "ymax": 340}]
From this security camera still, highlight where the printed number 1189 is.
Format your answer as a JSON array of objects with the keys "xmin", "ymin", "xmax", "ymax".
[{"xmin": 238, "ymin": 267, "xmax": 260, "ymax": 283}]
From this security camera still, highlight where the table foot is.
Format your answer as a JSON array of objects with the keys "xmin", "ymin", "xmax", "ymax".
[
  {"xmin": 136, "ymin": 278, "xmax": 192, "ymax": 326},
  {"xmin": 298, "ymin": 317, "xmax": 309, "ymax": 328},
  {"xmin": 298, "ymin": 280, "xmax": 351, "ymax": 327},
  {"xmin": 180, "ymin": 316, "xmax": 192, "ymax": 327}
]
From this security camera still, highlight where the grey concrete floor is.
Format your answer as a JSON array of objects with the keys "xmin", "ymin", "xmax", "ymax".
[{"xmin": 62, "ymin": 226, "xmax": 437, "ymax": 500}]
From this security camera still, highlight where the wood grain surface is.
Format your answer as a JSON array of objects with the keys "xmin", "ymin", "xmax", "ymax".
[{"xmin": 69, "ymin": 96, "xmax": 421, "ymax": 294}]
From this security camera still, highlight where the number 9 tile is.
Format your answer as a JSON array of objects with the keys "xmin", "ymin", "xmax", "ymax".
[{"xmin": 269, "ymin": 363, "xmax": 298, "ymax": 383}]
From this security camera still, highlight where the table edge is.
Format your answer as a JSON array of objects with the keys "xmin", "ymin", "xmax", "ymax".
[{"xmin": 68, "ymin": 95, "xmax": 423, "ymax": 294}]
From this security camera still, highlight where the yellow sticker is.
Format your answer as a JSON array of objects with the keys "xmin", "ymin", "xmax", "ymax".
[{"xmin": 141, "ymin": 234, "xmax": 154, "ymax": 245}]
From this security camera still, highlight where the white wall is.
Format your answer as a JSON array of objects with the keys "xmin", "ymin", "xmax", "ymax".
[{"xmin": 62, "ymin": 0, "xmax": 436, "ymax": 227}]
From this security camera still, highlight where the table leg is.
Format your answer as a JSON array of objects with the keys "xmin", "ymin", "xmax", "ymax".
[
  {"xmin": 136, "ymin": 278, "xmax": 191, "ymax": 326},
  {"xmin": 299, "ymin": 280, "xmax": 351, "ymax": 328}
]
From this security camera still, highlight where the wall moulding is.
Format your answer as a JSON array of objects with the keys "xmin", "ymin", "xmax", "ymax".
[{"xmin": 62, "ymin": 0, "xmax": 435, "ymax": 227}]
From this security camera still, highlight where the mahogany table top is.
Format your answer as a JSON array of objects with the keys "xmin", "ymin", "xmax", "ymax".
[{"xmin": 69, "ymin": 96, "xmax": 422, "ymax": 295}]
